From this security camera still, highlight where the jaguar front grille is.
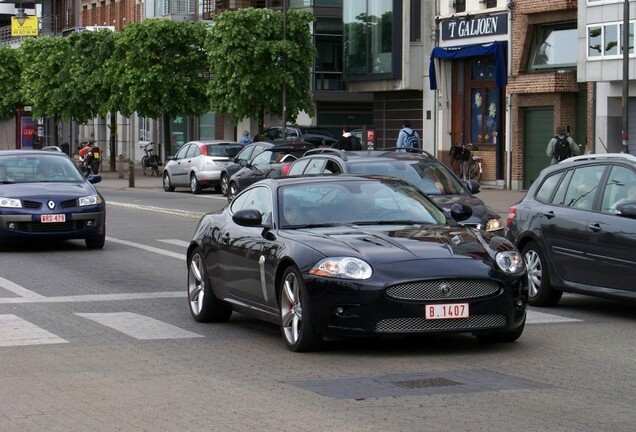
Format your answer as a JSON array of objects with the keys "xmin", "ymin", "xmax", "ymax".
[
  {"xmin": 375, "ymin": 314, "xmax": 507, "ymax": 333},
  {"xmin": 386, "ymin": 280, "xmax": 499, "ymax": 301}
]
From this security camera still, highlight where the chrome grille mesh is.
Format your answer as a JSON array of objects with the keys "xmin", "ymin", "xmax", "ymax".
[
  {"xmin": 375, "ymin": 314, "xmax": 506, "ymax": 333},
  {"xmin": 386, "ymin": 280, "xmax": 499, "ymax": 301}
]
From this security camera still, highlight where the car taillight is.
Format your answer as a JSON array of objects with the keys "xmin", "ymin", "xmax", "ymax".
[
  {"xmin": 281, "ymin": 163, "xmax": 292, "ymax": 176},
  {"xmin": 200, "ymin": 146, "xmax": 208, "ymax": 156},
  {"xmin": 506, "ymin": 205, "xmax": 516, "ymax": 227}
]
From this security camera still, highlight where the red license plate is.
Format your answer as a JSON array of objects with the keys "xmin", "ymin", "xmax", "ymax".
[
  {"xmin": 41, "ymin": 214, "xmax": 66, "ymax": 223},
  {"xmin": 425, "ymin": 303, "xmax": 469, "ymax": 320}
]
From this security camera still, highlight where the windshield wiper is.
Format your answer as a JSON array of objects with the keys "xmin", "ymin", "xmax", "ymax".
[
  {"xmin": 284, "ymin": 223, "xmax": 341, "ymax": 229},
  {"xmin": 352, "ymin": 220, "xmax": 427, "ymax": 226}
]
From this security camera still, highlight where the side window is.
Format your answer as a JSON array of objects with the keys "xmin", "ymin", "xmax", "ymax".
[
  {"xmin": 230, "ymin": 186, "xmax": 272, "ymax": 225},
  {"xmin": 175, "ymin": 144, "xmax": 190, "ymax": 159},
  {"xmin": 230, "ymin": 189, "xmax": 252, "ymax": 212},
  {"xmin": 601, "ymin": 165, "xmax": 636, "ymax": 213},
  {"xmin": 237, "ymin": 146, "xmax": 254, "ymax": 163},
  {"xmin": 551, "ymin": 170, "xmax": 573, "ymax": 206},
  {"xmin": 187, "ymin": 145, "xmax": 200, "ymax": 158},
  {"xmin": 324, "ymin": 160, "xmax": 342, "ymax": 174},
  {"xmin": 535, "ymin": 172, "xmax": 563, "ymax": 203},
  {"xmin": 561, "ymin": 165, "xmax": 606, "ymax": 210},
  {"xmin": 251, "ymin": 151, "xmax": 273, "ymax": 166},
  {"xmin": 304, "ymin": 158, "xmax": 327, "ymax": 174},
  {"xmin": 288, "ymin": 159, "xmax": 311, "ymax": 175}
]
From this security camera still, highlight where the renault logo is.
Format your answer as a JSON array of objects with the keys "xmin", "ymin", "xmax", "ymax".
[
  {"xmin": 439, "ymin": 283, "xmax": 452, "ymax": 297},
  {"xmin": 47, "ymin": 200, "xmax": 56, "ymax": 210}
]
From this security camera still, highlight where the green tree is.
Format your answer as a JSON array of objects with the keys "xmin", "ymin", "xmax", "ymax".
[
  {"xmin": 0, "ymin": 47, "xmax": 22, "ymax": 119},
  {"xmin": 206, "ymin": 8, "xmax": 316, "ymax": 133},
  {"xmin": 107, "ymin": 19, "xmax": 209, "ymax": 157},
  {"xmin": 66, "ymin": 29, "xmax": 117, "ymax": 168},
  {"xmin": 19, "ymin": 36, "xmax": 70, "ymax": 145}
]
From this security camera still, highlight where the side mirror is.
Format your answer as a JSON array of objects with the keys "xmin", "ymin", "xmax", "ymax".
[
  {"xmin": 450, "ymin": 203, "xmax": 472, "ymax": 222},
  {"xmin": 232, "ymin": 209, "xmax": 263, "ymax": 226},
  {"xmin": 615, "ymin": 201, "xmax": 636, "ymax": 219},
  {"xmin": 465, "ymin": 180, "xmax": 481, "ymax": 194}
]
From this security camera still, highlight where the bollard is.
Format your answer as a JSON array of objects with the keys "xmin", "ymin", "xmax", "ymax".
[
  {"xmin": 128, "ymin": 161, "xmax": 135, "ymax": 188},
  {"xmin": 116, "ymin": 154, "xmax": 125, "ymax": 179}
]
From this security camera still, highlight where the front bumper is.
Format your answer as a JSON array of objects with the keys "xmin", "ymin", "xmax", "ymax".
[{"xmin": 0, "ymin": 210, "xmax": 105, "ymax": 241}]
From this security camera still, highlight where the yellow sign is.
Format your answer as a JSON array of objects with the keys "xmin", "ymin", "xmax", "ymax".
[{"xmin": 11, "ymin": 16, "xmax": 39, "ymax": 37}]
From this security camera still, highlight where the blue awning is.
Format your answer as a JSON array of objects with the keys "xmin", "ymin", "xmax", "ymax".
[{"xmin": 429, "ymin": 41, "xmax": 508, "ymax": 90}]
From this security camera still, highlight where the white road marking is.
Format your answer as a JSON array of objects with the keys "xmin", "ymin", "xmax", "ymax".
[
  {"xmin": 106, "ymin": 236, "xmax": 185, "ymax": 260},
  {"xmin": 527, "ymin": 310, "xmax": 582, "ymax": 324},
  {"xmin": 107, "ymin": 201, "xmax": 205, "ymax": 219},
  {"xmin": 0, "ymin": 314, "xmax": 68, "ymax": 347},
  {"xmin": 0, "ymin": 276, "xmax": 45, "ymax": 299},
  {"xmin": 157, "ymin": 239, "xmax": 190, "ymax": 248},
  {"xmin": 76, "ymin": 312, "xmax": 203, "ymax": 340},
  {"xmin": 0, "ymin": 291, "xmax": 183, "ymax": 305}
]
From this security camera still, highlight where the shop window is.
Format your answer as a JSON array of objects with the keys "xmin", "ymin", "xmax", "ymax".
[
  {"xmin": 453, "ymin": 0, "xmax": 466, "ymax": 13},
  {"xmin": 529, "ymin": 23, "xmax": 577, "ymax": 71},
  {"xmin": 485, "ymin": 0, "xmax": 497, "ymax": 7},
  {"xmin": 410, "ymin": 0, "xmax": 421, "ymax": 42}
]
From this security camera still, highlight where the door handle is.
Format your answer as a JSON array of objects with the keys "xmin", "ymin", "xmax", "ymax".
[
  {"xmin": 543, "ymin": 211, "xmax": 555, "ymax": 219},
  {"xmin": 222, "ymin": 232, "xmax": 230, "ymax": 244},
  {"xmin": 588, "ymin": 223, "xmax": 602, "ymax": 233}
]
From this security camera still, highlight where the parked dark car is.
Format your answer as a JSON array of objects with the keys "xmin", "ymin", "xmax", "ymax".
[
  {"xmin": 287, "ymin": 148, "xmax": 505, "ymax": 234},
  {"xmin": 219, "ymin": 139, "xmax": 316, "ymax": 196},
  {"xmin": 163, "ymin": 140, "xmax": 243, "ymax": 194},
  {"xmin": 227, "ymin": 143, "xmax": 314, "ymax": 200},
  {"xmin": 261, "ymin": 125, "xmax": 337, "ymax": 147},
  {"xmin": 506, "ymin": 153, "xmax": 636, "ymax": 306},
  {"xmin": 0, "ymin": 150, "xmax": 106, "ymax": 249},
  {"xmin": 186, "ymin": 175, "xmax": 527, "ymax": 352}
]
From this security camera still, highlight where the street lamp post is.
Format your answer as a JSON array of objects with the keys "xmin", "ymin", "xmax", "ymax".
[
  {"xmin": 281, "ymin": 0, "xmax": 287, "ymax": 139},
  {"xmin": 622, "ymin": 0, "xmax": 630, "ymax": 154}
]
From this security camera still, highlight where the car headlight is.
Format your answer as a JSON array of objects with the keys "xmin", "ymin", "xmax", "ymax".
[
  {"xmin": 495, "ymin": 251, "xmax": 525, "ymax": 275},
  {"xmin": 486, "ymin": 216, "xmax": 504, "ymax": 232},
  {"xmin": 79, "ymin": 194, "xmax": 102, "ymax": 207},
  {"xmin": 0, "ymin": 197, "xmax": 21, "ymax": 208},
  {"xmin": 308, "ymin": 257, "xmax": 373, "ymax": 280}
]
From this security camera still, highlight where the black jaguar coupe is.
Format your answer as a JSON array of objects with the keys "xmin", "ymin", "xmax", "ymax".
[{"xmin": 186, "ymin": 175, "xmax": 527, "ymax": 352}]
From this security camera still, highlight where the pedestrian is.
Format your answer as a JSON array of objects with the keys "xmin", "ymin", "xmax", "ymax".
[
  {"xmin": 332, "ymin": 126, "xmax": 361, "ymax": 151},
  {"xmin": 396, "ymin": 121, "xmax": 420, "ymax": 151},
  {"xmin": 239, "ymin": 130, "xmax": 253, "ymax": 145},
  {"xmin": 546, "ymin": 126, "xmax": 580, "ymax": 165}
]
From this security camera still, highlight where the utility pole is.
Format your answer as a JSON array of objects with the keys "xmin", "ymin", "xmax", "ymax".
[
  {"xmin": 281, "ymin": 0, "xmax": 287, "ymax": 139},
  {"xmin": 622, "ymin": 0, "xmax": 630, "ymax": 153}
]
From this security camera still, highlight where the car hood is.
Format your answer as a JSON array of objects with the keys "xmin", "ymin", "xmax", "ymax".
[
  {"xmin": 0, "ymin": 182, "xmax": 97, "ymax": 199},
  {"xmin": 286, "ymin": 224, "xmax": 512, "ymax": 264}
]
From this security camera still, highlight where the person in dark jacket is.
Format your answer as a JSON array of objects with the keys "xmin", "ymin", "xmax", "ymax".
[{"xmin": 332, "ymin": 126, "xmax": 361, "ymax": 151}]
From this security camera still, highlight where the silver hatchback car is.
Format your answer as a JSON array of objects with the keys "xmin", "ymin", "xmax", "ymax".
[{"xmin": 163, "ymin": 140, "xmax": 243, "ymax": 194}]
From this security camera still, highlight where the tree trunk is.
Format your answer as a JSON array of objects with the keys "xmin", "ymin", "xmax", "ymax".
[
  {"xmin": 109, "ymin": 112, "xmax": 117, "ymax": 171},
  {"xmin": 163, "ymin": 115, "xmax": 172, "ymax": 159}
]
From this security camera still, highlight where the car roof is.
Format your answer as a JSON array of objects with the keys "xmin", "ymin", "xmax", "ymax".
[
  {"xmin": 262, "ymin": 173, "xmax": 407, "ymax": 188},
  {"xmin": 0, "ymin": 150, "xmax": 70, "ymax": 158},
  {"xmin": 297, "ymin": 148, "xmax": 436, "ymax": 162},
  {"xmin": 188, "ymin": 140, "xmax": 241, "ymax": 146}
]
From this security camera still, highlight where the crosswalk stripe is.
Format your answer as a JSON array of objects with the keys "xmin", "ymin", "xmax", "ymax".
[
  {"xmin": 527, "ymin": 310, "xmax": 582, "ymax": 324},
  {"xmin": 76, "ymin": 312, "xmax": 203, "ymax": 340},
  {"xmin": 0, "ymin": 314, "xmax": 68, "ymax": 347},
  {"xmin": 107, "ymin": 236, "xmax": 185, "ymax": 260}
]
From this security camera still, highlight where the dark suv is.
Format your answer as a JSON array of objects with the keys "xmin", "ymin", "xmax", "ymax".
[
  {"xmin": 288, "ymin": 148, "xmax": 505, "ymax": 234},
  {"xmin": 261, "ymin": 125, "xmax": 337, "ymax": 147},
  {"xmin": 506, "ymin": 153, "xmax": 636, "ymax": 306}
]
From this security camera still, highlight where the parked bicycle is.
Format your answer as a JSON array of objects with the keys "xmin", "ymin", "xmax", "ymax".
[
  {"xmin": 140, "ymin": 142, "xmax": 162, "ymax": 176},
  {"xmin": 449, "ymin": 143, "xmax": 482, "ymax": 182}
]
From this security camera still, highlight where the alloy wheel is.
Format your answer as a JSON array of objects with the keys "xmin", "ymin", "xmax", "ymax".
[
  {"xmin": 280, "ymin": 271, "xmax": 302, "ymax": 345},
  {"xmin": 188, "ymin": 253, "xmax": 205, "ymax": 317},
  {"xmin": 524, "ymin": 248, "xmax": 542, "ymax": 298}
]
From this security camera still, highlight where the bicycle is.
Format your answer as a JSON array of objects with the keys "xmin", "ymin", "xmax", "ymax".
[
  {"xmin": 449, "ymin": 144, "xmax": 482, "ymax": 182},
  {"xmin": 140, "ymin": 142, "xmax": 162, "ymax": 176}
]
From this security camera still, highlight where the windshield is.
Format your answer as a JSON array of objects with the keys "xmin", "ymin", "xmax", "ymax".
[
  {"xmin": 349, "ymin": 160, "xmax": 466, "ymax": 195},
  {"xmin": 278, "ymin": 179, "xmax": 447, "ymax": 228},
  {"xmin": 0, "ymin": 154, "xmax": 85, "ymax": 183}
]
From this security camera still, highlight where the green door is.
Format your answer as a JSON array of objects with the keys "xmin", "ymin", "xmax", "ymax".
[{"xmin": 524, "ymin": 108, "xmax": 554, "ymax": 190}]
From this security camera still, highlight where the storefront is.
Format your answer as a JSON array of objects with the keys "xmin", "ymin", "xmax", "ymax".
[{"xmin": 431, "ymin": 12, "xmax": 511, "ymax": 185}]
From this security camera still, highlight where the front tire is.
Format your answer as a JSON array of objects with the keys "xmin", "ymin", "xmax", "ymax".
[
  {"xmin": 220, "ymin": 173, "xmax": 230, "ymax": 196},
  {"xmin": 522, "ymin": 241, "xmax": 562, "ymax": 306},
  {"xmin": 142, "ymin": 157, "xmax": 151, "ymax": 176},
  {"xmin": 188, "ymin": 249, "xmax": 232, "ymax": 322},
  {"xmin": 163, "ymin": 172, "xmax": 175, "ymax": 192},
  {"xmin": 279, "ymin": 266, "xmax": 321, "ymax": 352},
  {"xmin": 190, "ymin": 174, "xmax": 202, "ymax": 194},
  {"xmin": 467, "ymin": 161, "xmax": 481, "ymax": 182},
  {"xmin": 85, "ymin": 232, "xmax": 105, "ymax": 250}
]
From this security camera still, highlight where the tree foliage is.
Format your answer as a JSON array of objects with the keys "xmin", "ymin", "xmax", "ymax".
[
  {"xmin": 206, "ymin": 8, "xmax": 316, "ymax": 132},
  {"xmin": 19, "ymin": 36, "xmax": 71, "ymax": 119},
  {"xmin": 0, "ymin": 47, "xmax": 22, "ymax": 119}
]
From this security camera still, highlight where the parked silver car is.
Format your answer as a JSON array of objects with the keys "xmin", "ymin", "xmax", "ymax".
[{"xmin": 163, "ymin": 140, "xmax": 243, "ymax": 194}]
